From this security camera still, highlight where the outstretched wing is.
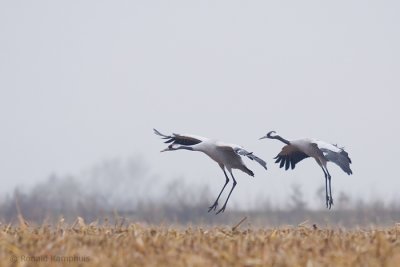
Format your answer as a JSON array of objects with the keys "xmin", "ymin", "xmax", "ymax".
[
  {"xmin": 316, "ymin": 142, "xmax": 352, "ymax": 175},
  {"xmin": 153, "ymin": 129, "xmax": 203, "ymax": 146},
  {"xmin": 234, "ymin": 147, "xmax": 268, "ymax": 170},
  {"xmin": 274, "ymin": 145, "xmax": 310, "ymax": 170}
]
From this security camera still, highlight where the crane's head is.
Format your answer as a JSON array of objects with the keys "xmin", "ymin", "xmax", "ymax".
[{"xmin": 259, "ymin": 131, "xmax": 277, "ymax": 140}]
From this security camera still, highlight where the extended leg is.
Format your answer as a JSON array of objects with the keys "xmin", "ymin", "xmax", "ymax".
[
  {"xmin": 326, "ymin": 168, "xmax": 333, "ymax": 208},
  {"xmin": 208, "ymin": 166, "xmax": 230, "ymax": 212},
  {"xmin": 216, "ymin": 171, "xmax": 237, "ymax": 214},
  {"xmin": 320, "ymin": 165, "xmax": 329, "ymax": 208}
]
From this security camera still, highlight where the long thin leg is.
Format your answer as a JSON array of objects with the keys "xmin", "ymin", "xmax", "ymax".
[
  {"xmin": 216, "ymin": 171, "xmax": 237, "ymax": 214},
  {"xmin": 208, "ymin": 167, "xmax": 230, "ymax": 212},
  {"xmin": 320, "ymin": 165, "xmax": 329, "ymax": 208},
  {"xmin": 326, "ymin": 168, "xmax": 333, "ymax": 208}
]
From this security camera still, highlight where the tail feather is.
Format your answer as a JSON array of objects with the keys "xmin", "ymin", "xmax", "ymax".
[
  {"xmin": 321, "ymin": 148, "xmax": 353, "ymax": 175},
  {"xmin": 240, "ymin": 166, "xmax": 254, "ymax": 177}
]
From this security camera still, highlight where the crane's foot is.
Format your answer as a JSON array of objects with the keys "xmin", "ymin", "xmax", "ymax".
[
  {"xmin": 326, "ymin": 196, "xmax": 334, "ymax": 209},
  {"xmin": 208, "ymin": 202, "xmax": 218, "ymax": 212},
  {"xmin": 216, "ymin": 205, "xmax": 226, "ymax": 215}
]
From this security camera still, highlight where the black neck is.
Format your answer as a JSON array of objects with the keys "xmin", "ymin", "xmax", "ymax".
[
  {"xmin": 275, "ymin": 135, "xmax": 290, "ymax": 145},
  {"xmin": 267, "ymin": 131, "xmax": 290, "ymax": 145}
]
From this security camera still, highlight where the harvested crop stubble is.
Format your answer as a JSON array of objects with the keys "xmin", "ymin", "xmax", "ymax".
[{"xmin": 1, "ymin": 221, "xmax": 400, "ymax": 267}]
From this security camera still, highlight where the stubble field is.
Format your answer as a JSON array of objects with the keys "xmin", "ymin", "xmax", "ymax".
[{"xmin": 1, "ymin": 219, "xmax": 400, "ymax": 267}]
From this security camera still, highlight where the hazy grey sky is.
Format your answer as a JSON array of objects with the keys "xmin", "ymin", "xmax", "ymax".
[{"xmin": 1, "ymin": 1, "xmax": 399, "ymax": 208}]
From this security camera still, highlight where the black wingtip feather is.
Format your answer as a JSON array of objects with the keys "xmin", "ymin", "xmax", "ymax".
[
  {"xmin": 164, "ymin": 139, "xmax": 174, "ymax": 143},
  {"xmin": 285, "ymin": 159, "xmax": 290, "ymax": 170},
  {"xmin": 279, "ymin": 157, "xmax": 285, "ymax": 168},
  {"xmin": 290, "ymin": 158, "xmax": 296, "ymax": 169},
  {"xmin": 154, "ymin": 128, "xmax": 170, "ymax": 139},
  {"xmin": 273, "ymin": 150, "xmax": 309, "ymax": 170}
]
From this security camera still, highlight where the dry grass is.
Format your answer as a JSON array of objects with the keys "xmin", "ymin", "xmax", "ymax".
[{"xmin": 1, "ymin": 218, "xmax": 400, "ymax": 267}]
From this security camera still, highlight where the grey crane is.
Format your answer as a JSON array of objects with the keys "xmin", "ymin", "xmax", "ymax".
[
  {"xmin": 260, "ymin": 131, "xmax": 352, "ymax": 209},
  {"xmin": 154, "ymin": 129, "xmax": 267, "ymax": 214}
]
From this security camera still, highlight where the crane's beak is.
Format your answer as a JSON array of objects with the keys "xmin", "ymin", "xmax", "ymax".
[{"xmin": 259, "ymin": 135, "xmax": 267, "ymax": 140}]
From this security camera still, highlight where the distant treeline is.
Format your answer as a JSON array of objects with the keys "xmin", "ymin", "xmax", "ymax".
[{"xmin": 1, "ymin": 157, "xmax": 399, "ymax": 227}]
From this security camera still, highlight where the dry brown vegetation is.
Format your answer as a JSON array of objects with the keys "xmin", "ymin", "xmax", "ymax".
[{"xmin": 1, "ymin": 218, "xmax": 400, "ymax": 267}]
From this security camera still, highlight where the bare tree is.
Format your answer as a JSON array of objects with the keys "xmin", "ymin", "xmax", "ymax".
[
  {"xmin": 337, "ymin": 191, "xmax": 351, "ymax": 210},
  {"xmin": 288, "ymin": 184, "xmax": 307, "ymax": 211}
]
